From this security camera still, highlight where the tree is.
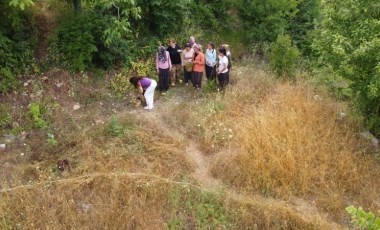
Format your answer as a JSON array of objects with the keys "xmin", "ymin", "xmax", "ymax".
[
  {"xmin": 313, "ymin": 0, "xmax": 380, "ymax": 135},
  {"xmin": 287, "ymin": 0, "xmax": 320, "ymax": 56},
  {"xmin": 237, "ymin": 0, "xmax": 299, "ymax": 43}
]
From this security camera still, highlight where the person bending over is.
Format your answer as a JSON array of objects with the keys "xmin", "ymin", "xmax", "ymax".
[{"xmin": 129, "ymin": 76, "xmax": 157, "ymax": 110}]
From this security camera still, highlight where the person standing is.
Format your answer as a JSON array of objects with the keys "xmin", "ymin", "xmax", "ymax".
[
  {"xmin": 191, "ymin": 44, "xmax": 205, "ymax": 90},
  {"xmin": 167, "ymin": 39, "xmax": 182, "ymax": 86},
  {"xmin": 129, "ymin": 76, "xmax": 157, "ymax": 110},
  {"xmin": 156, "ymin": 46, "xmax": 172, "ymax": 94},
  {"xmin": 223, "ymin": 44, "xmax": 232, "ymax": 72},
  {"xmin": 217, "ymin": 47, "xmax": 229, "ymax": 89},
  {"xmin": 189, "ymin": 36, "xmax": 197, "ymax": 48},
  {"xmin": 182, "ymin": 43, "xmax": 194, "ymax": 86},
  {"xmin": 205, "ymin": 42, "xmax": 217, "ymax": 81}
]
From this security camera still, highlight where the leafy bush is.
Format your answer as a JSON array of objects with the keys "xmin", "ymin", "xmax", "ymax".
[
  {"xmin": 26, "ymin": 103, "xmax": 49, "ymax": 129},
  {"xmin": 109, "ymin": 73, "xmax": 133, "ymax": 98},
  {"xmin": 237, "ymin": 0, "xmax": 299, "ymax": 43},
  {"xmin": 313, "ymin": 0, "xmax": 380, "ymax": 136},
  {"xmin": 346, "ymin": 205, "xmax": 380, "ymax": 230},
  {"xmin": 0, "ymin": 68, "xmax": 19, "ymax": 94},
  {"xmin": 0, "ymin": 2, "xmax": 38, "ymax": 93},
  {"xmin": 269, "ymin": 34, "xmax": 300, "ymax": 78},
  {"xmin": 108, "ymin": 116, "xmax": 124, "ymax": 137},
  {"xmin": 50, "ymin": 12, "xmax": 98, "ymax": 72}
]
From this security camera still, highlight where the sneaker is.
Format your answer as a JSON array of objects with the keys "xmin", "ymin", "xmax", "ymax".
[
  {"xmin": 171, "ymin": 83, "xmax": 175, "ymax": 86},
  {"xmin": 179, "ymin": 80, "xmax": 183, "ymax": 83},
  {"xmin": 185, "ymin": 83, "xmax": 189, "ymax": 86},
  {"xmin": 161, "ymin": 92, "xmax": 166, "ymax": 95},
  {"xmin": 144, "ymin": 106, "xmax": 154, "ymax": 110}
]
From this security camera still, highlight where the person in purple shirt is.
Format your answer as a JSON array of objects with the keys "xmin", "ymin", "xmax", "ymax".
[{"xmin": 129, "ymin": 76, "xmax": 157, "ymax": 110}]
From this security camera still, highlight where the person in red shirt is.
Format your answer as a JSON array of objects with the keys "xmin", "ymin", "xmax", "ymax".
[{"xmin": 191, "ymin": 44, "xmax": 205, "ymax": 90}]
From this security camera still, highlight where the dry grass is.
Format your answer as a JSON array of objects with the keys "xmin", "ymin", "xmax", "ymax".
[
  {"xmin": 211, "ymin": 70, "xmax": 380, "ymax": 221},
  {"xmin": 1, "ymin": 63, "xmax": 379, "ymax": 229}
]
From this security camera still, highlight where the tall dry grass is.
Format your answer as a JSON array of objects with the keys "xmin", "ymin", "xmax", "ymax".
[{"xmin": 211, "ymin": 70, "xmax": 380, "ymax": 221}]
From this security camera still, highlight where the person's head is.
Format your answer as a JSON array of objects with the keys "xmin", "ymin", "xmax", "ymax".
[
  {"xmin": 185, "ymin": 43, "xmax": 191, "ymax": 51},
  {"xmin": 207, "ymin": 42, "xmax": 214, "ymax": 50},
  {"xmin": 218, "ymin": 47, "xmax": 226, "ymax": 56},
  {"xmin": 222, "ymin": 44, "xmax": 230, "ymax": 51},
  {"xmin": 158, "ymin": 46, "xmax": 166, "ymax": 54},
  {"xmin": 194, "ymin": 44, "xmax": 202, "ymax": 54},
  {"xmin": 189, "ymin": 36, "xmax": 195, "ymax": 44},
  {"xmin": 129, "ymin": 76, "xmax": 143, "ymax": 88},
  {"xmin": 169, "ymin": 38, "xmax": 176, "ymax": 47}
]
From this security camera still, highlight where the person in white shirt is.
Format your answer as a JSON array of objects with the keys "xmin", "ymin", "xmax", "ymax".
[
  {"xmin": 205, "ymin": 42, "xmax": 217, "ymax": 81},
  {"xmin": 217, "ymin": 47, "xmax": 229, "ymax": 89}
]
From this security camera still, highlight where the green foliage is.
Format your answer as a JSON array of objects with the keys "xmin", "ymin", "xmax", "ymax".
[
  {"xmin": 0, "ymin": 104, "xmax": 11, "ymax": 128},
  {"xmin": 0, "ymin": 68, "xmax": 19, "ymax": 93},
  {"xmin": 0, "ymin": 1, "xmax": 38, "ymax": 93},
  {"xmin": 109, "ymin": 73, "xmax": 133, "ymax": 98},
  {"xmin": 287, "ymin": 0, "xmax": 320, "ymax": 56},
  {"xmin": 50, "ymin": 0, "xmax": 141, "ymax": 71},
  {"xmin": 26, "ymin": 103, "xmax": 49, "ymax": 129},
  {"xmin": 269, "ymin": 34, "xmax": 300, "ymax": 78},
  {"xmin": 136, "ymin": 0, "xmax": 187, "ymax": 37},
  {"xmin": 129, "ymin": 59, "xmax": 156, "ymax": 77},
  {"xmin": 237, "ymin": 0, "xmax": 299, "ymax": 43},
  {"xmin": 168, "ymin": 187, "xmax": 231, "ymax": 229},
  {"xmin": 203, "ymin": 79, "xmax": 218, "ymax": 93},
  {"xmin": 9, "ymin": 0, "xmax": 35, "ymax": 10},
  {"xmin": 108, "ymin": 115, "xmax": 123, "ymax": 137},
  {"xmin": 47, "ymin": 133, "xmax": 58, "ymax": 145},
  {"xmin": 313, "ymin": 0, "xmax": 380, "ymax": 136},
  {"xmin": 346, "ymin": 205, "xmax": 380, "ymax": 230},
  {"xmin": 50, "ymin": 12, "xmax": 97, "ymax": 72}
]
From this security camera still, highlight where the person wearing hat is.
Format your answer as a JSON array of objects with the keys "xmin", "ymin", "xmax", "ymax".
[
  {"xmin": 191, "ymin": 44, "xmax": 205, "ymax": 90},
  {"xmin": 182, "ymin": 43, "xmax": 194, "ymax": 85}
]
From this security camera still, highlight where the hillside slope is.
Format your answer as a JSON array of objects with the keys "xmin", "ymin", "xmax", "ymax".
[{"xmin": 0, "ymin": 63, "xmax": 379, "ymax": 229}]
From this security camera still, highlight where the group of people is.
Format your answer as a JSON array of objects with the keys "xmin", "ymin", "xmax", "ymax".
[{"xmin": 129, "ymin": 36, "xmax": 232, "ymax": 110}]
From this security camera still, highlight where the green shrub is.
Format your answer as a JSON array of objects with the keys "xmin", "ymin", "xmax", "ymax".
[
  {"xmin": 313, "ymin": 0, "xmax": 380, "ymax": 136},
  {"xmin": 0, "ymin": 68, "xmax": 19, "ymax": 94},
  {"xmin": 168, "ymin": 187, "xmax": 231, "ymax": 229},
  {"xmin": 51, "ymin": 12, "xmax": 98, "ymax": 72},
  {"xmin": 0, "ymin": 104, "xmax": 11, "ymax": 128},
  {"xmin": 109, "ymin": 73, "xmax": 133, "ymax": 98},
  {"xmin": 26, "ymin": 103, "xmax": 49, "ymax": 129},
  {"xmin": 269, "ymin": 34, "xmax": 300, "ymax": 78},
  {"xmin": 346, "ymin": 205, "xmax": 380, "ymax": 230},
  {"xmin": 108, "ymin": 116, "xmax": 123, "ymax": 137},
  {"xmin": 0, "ymin": 3, "xmax": 38, "ymax": 93}
]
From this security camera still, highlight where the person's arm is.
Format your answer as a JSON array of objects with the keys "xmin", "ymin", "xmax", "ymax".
[
  {"xmin": 177, "ymin": 44, "xmax": 182, "ymax": 53},
  {"xmin": 137, "ymin": 82, "xmax": 143, "ymax": 94},
  {"xmin": 156, "ymin": 53, "xmax": 160, "ymax": 74},
  {"xmin": 227, "ymin": 53, "xmax": 232, "ymax": 70},
  {"xmin": 212, "ymin": 50, "xmax": 217, "ymax": 66},
  {"xmin": 167, "ymin": 51, "xmax": 172, "ymax": 69}
]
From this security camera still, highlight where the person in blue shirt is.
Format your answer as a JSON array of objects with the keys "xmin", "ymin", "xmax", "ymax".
[{"xmin": 205, "ymin": 42, "xmax": 217, "ymax": 81}]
